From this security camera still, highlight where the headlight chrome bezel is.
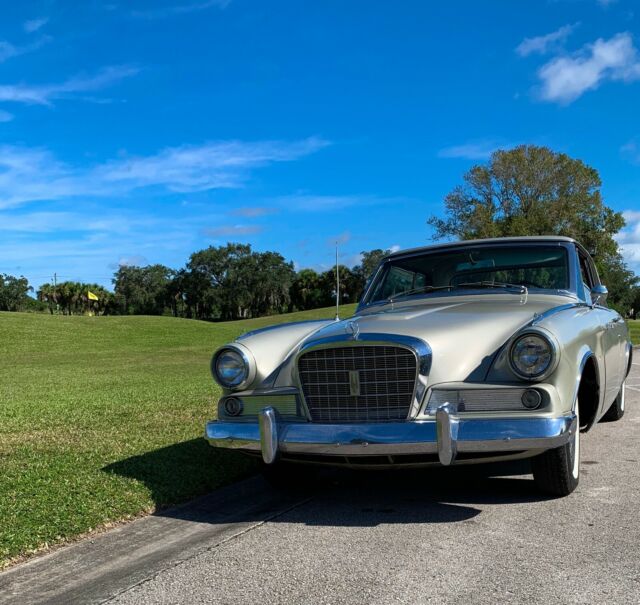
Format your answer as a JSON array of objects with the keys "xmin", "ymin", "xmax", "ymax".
[
  {"xmin": 211, "ymin": 344, "xmax": 256, "ymax": 391},
  {"xmin": 508, "ymin": 329, "xmax": 559, "ymax": 382}
]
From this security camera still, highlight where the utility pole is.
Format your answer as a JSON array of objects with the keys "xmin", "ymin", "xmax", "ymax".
[
  {"xmin": 53, "ymin": 272, "xmax": 59, "ymax": 314},
  {"xmin": 335, "ymin": 242, "xmax": 340, "ymax": 320}
]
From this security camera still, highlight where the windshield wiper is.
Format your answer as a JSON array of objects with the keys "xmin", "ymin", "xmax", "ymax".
[
  {"xmin": 386, "ymin": 285, "xmax": 453, "ymax": 303},
  {"xmin": 454, "ymin": 281, "xmax": 528, "ymax": 294}
]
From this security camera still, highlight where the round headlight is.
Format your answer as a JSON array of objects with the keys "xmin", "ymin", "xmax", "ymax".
[
  {"xmin": 509, "ymin": 333, "xmax": 555, "ymax": 380},
  {"xmin": 213, "ymin": 347, "xmax": 250, "ymax": 389}
]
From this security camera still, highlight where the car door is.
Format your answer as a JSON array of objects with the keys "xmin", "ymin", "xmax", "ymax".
[{"xmin": 580, "ymin": 250, "xmax": 623, "ymax": 409}]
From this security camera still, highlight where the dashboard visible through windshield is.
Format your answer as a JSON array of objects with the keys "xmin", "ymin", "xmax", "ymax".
[{"xmin": 366, "ymin": 245, "xmax": 570, "ymax": 304}]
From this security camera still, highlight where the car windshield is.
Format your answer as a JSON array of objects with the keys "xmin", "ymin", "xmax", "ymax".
[{"xmin": 366, "ymin": 245, "xmax": 570, "ymax": 304}]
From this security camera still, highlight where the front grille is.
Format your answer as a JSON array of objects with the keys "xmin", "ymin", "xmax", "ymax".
[{"xmin": 297, "ymin": 345, "xmax": 417, "ymax": 422}]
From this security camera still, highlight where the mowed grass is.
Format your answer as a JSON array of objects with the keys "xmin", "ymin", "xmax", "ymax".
[
  {"xmin": 0, "ymin": 304, "xmax": 357, "ymax": 567},
  {"xmin": 629, "ymin": 320, "xmax": 639, "ymax": 346}
]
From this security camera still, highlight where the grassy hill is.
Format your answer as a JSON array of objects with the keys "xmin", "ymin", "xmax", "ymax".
[{"xmin": 0, "ymin": 304, "xmax": 357, "ymax": 567}]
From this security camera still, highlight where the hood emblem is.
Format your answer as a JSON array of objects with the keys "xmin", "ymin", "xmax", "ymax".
[{"xmin": 346, "ymin": 320, "xmax": 360, "ymax": 340}]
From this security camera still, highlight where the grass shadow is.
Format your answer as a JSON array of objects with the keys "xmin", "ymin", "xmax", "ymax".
[{"xmin": 102, "ymin": 438, "xmax": 259, "ymax": 509}]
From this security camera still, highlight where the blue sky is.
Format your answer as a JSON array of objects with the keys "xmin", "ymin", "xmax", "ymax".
[{"xmin": 1, "ymin": 0, "xmax": 640, "ymax": 291}]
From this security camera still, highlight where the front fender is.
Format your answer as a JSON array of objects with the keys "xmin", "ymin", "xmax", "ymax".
[{"xmin": 223, "ymin": 319, "xmax": 335, "ymax": 390}]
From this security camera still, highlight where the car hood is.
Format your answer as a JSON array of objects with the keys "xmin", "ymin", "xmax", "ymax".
[{"xmin": 296, "ymin": 294, "xmax": 569, "ymax": 384}]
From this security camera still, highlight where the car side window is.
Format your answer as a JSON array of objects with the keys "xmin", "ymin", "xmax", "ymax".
[{"xmin": 578, "ymin": 251, "xmax": 594, "ymax": 305}]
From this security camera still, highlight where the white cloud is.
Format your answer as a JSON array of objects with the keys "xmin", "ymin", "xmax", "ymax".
[
  {"xmin": 23, "ymin": 18, "xmax": 49, "ymax": 33},
  {"xmin": 537, "ymin": 32, "xmax": 640, "ymax": 104},
  {"xmin": 131, "ymin": 0, "xmax": 230, "ymax": 19},
  {"xmin": 616, "ymin": 210, "xmax": 640, "ymax": 273},
  {"xmin": 438, "ymin": 139, "xmax": 516, "ymax": 160},
  {"xmin": 0, "ymin": 109, "xmax": 13, "ymax": 122},
  {"xmin": 0, "ymin": 35, "xmax": 50, "ymax": 63},
  {"xmin": 96, "ymin": 138, "xmax": 327, "ymax": 192},
  {"xmin": 0, "ymin": 138, "xmax": 328, "ymax": 209},
  {"xmin": 116, "ymin": 255, "xmax": 149, "ymax": 267},
  {"xmin": 203, "ymin": 224, "xmax": 264, "ymax": 237},
  {"xmin": 0, "ymin": 65, "xmax": 138, "ymax": 106},
  {"xmin": 621, "ymin": 138, "xmax": 640, "ymax": 163},
  {"xmin": 516, "ymin": 23, "xmax": 579, "ymax": 57},
  {"xmin": 328, "ymin": 231, "xmax": 351, "ymax": 247},
  {"xmin": 389, "ymin": 244, "xmax": 401, "ymax": 253},
  {"xmin": 231, "ymin": 206, "xmax": 279, "ymax": 217},
  {"xmin": 597, "ymin": 0, "xmax": 617, "ymax": 7},
  {"xmin": 277, "ymin": 193, "xmax": 392, "ymax": 212}
]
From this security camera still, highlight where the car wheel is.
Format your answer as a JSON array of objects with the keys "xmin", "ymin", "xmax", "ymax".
[
  {"xmin": 601, "ymin": 382, "xmax": 625, "ymax": 422},
  {"xmin": 531, "ymin": 405, "xmax": 580, "ymax": 497}
]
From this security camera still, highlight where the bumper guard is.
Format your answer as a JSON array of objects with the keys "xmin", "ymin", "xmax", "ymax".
[{"xmin": 206, "ymin": 404, "xmax": 577, "ymax": 466}]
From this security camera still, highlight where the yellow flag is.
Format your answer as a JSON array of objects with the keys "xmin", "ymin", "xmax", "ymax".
[{"xmin": 87, "ymin": 291, "xmax": 99, "ymax": 301}]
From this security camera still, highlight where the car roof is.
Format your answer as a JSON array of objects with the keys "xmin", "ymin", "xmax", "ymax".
[{"xmin": 385, "ymin": 236, "xmax": 577, "ymax": 260}]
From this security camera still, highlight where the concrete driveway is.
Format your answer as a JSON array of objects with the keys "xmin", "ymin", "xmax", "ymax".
[{"xmin": 2, "ymin": 361, "xmax": 639, "ymax": 605}]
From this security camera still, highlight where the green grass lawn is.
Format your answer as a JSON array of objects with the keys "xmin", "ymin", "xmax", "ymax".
[
  {"xmin": 0, "ymin": 304, "xmax": 356, "ymax": 567},
  {"xmin": 629, "ymin": 320, "xmax": 639, "ymax": 347}
]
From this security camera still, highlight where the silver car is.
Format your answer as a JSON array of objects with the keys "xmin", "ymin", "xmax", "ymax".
[{"xmin": 206, "ymin": 236, "xmax": 632, "ymax": 496}]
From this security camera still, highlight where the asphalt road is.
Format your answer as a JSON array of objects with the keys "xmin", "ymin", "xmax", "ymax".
[{"xmin": 3, "ymin": 361, "xmax": 639, "ymax": 605}]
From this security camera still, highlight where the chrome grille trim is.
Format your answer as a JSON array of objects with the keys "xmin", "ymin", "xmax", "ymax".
[
  {"xmin": 295, "ymin": 333, "xmax": 431, "ymax": 423},
  {"xmin": 426, "ymin": 388, "xmax": 544, "ymax": 413}
]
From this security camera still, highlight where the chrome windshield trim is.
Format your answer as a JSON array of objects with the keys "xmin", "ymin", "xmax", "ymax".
[{"xmin": 358, "ymin": 241, "xmax": 578, "ymax": 311}]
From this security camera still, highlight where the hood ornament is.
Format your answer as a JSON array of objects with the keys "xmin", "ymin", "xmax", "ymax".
[{"xmin": 346, "ymin": 320, "xmax": 360, "ymax": 340}]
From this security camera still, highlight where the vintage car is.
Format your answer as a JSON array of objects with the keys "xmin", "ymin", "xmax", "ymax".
[{"xmin": 206, "ymin": 236, "xmax": 632, "ymax": 496}]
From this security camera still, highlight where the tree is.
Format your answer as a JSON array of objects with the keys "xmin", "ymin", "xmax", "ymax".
[
  {"xmin": 428, "ymin": 145, "xmax": 638, "ymax": 312},
  {"xmin": 36, "ymin": 281, "xmax": 113, "ymax": 315},
  {"xmin": 185, "ymin": 243, "xmax": 295, "ymax": 320},
  {"xmin": 290, "ymin": 269, "xmax": 324, "ymax": 311},
  {"xmin": 0, "ymin": 274, "xmax": 32, "ymax": 311},
  {"xmin": 112, "ymin": 265, "xmax": 174, "ymax": 315},
  {"xmin": 353, "ymin": 248, "xmax": 391, "ymax": 298}
]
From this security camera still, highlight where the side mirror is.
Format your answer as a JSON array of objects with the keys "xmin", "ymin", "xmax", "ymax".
[{"xmin": 590, "ymin": 284, "xmax": 608, "ymax": 306}]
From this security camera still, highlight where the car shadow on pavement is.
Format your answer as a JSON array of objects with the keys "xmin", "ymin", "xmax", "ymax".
[{"xmin": 105, "ymin": 441, "xmax": 551, "ymax": 528}]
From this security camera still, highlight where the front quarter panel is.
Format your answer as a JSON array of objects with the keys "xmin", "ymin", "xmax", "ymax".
[{"xmin": 487, "ymin": 304, "xmax": 605, "ymax": 417}]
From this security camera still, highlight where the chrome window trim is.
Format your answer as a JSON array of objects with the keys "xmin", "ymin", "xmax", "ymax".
[{"xmin": 294, "ymin": 333, "xmax": 432, "ymax": 421}]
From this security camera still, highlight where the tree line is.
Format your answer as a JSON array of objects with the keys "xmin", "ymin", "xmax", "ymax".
[
  {"xmin": 0, "ymin": 247, "xmax": 388, "ymax": 319},
  {"xmin": 1, "ymin": 146, "xmax": 638, "ymax": 319},
  {"xmin": 109, "ymin": 244, "xmax": 387, "ymax": 320}
]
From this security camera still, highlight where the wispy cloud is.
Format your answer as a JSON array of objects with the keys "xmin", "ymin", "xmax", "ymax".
[
  {"xmin": 597, "ymin": 0, "xmax": 618, "ymax": 7},
  {"xmin": 0, "ymin": 137, "xmax": 329, "ymax": 209},
  {"xmin": 0, "ymin": 65, "xmax": 139, "ymax": 106},
  {"xmin": 23, "ymin": 18, "xmax": 49, "ymax": 33},
  {"xmin": 0, "ymin": 35, "xmax": 51, "ymax": 63},
  {"xmin": 231, "ymin": 206, "xmax": 280, "ymax": 217},
  {"xmin": 277, "ymin": 193, "xmax": 388, "ymax": 212},
  {"xmin": 95, "ymin": 137, "xmax": 329, "ymax": 193},
  {"xmin": 0, "ymin": 109, "xmax": 13, "ymax": 122},
  {"xmin": 328, "ymin": 231, "xmax": 351, "ymax": 246},
  {"xmin": 516, "ymin": 23, "xmax": 579, "ymax": 57},
  {"xmin": 536, "ymin": 32, "xmax": 640, "ymax": 104},
  {"xmin": 621, "ymin": 137, "xmax": 640, "ymax": 163},
  {"xmin": 203, "ymin": 224, "xmax": 264, "ymax": 237},
  {"xmin": 131, "ymin": 0, "xmax": 230, "ymax": 19},
  {"xmin": 438, "ymin": 139, "xmax": 516, "ymax": 160},
  {"xmin": 615, "ymin": 210, "xmax": 640, "ymax": 273}
]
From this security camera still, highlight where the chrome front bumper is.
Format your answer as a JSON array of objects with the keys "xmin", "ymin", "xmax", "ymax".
[{"xmin": 205, "ymin": 404, "xmax": 577, "ymax": 466}]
